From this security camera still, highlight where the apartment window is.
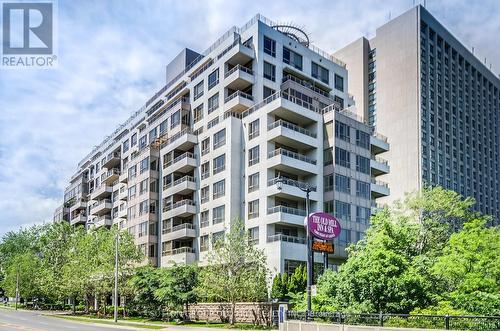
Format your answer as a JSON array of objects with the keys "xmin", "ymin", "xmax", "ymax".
[
  {"xmin": 128, "ymin": 185, "xmax": 136, "ymax": 199},
  {"xmin": 248, "ymin": 146, "xmax": 259, "ymax": 166},
  {"xmin": 131, "ymin": 133, "xmax": 137, "ymax": 146},
  {"xmin": 208, "ymin": 68, "xmax": 219, "ymax": 90},
  {"xmin": 249, "ymin": 119, "xmax": 260, "ymax": 139},
  {"xmin": 335, "ymin": 120, "xmax": 350, "ymax": 142},
  {"xmin": 263, "ymin": 36, "xmax": 276, "ymax": 57},
  {"xmin": 248, "ymin": 199, "xmax": 259, "ymax": 219},
  {"xmin": 356, "ymin": 155, "xmax": 370, "ymax": 174},
  {"xmin": 248, "ymin": 227, "xmax": 259, "ymax": 245},
  {"xmin": 339, "ymin": 229, "xmax": 351, "ymax": 245},
  {"xmin": 263, "ymin": 86, "xmax": 275, "ymax": 98},
  {"xmin": 356, "ymin": 181, "xmax": 370, "ymax": 199},
  {"xmin": 122, "ymin": 140, "xmax": 129, "ymax": 153},
  {"xmin": 208, "ymin": 93, "xmax": 219, "ymax": 113},
  {"xmin": 283, "ymin": 47, "xmax": 302, "ymax": 70},
  {"xmin": 334, "ymin": 200, "xmax": 351, "ymax": 222},
  {"xmin": 139, "ymin": 135, "xmax": 147, "ymax": 149},
  {"xmin": 356, "ymin": 130, "xmax": 370, "ymax": 149},
  {"xmin": 312, "ymin": 62, "xmax": 329, "ymax": 84},
  {"xmin": 193, "ymin": 104, "xmax": 203, "ymax": 123},
  {"xmin": 248, "ymin": 172, "xmax": 259, "ymax": 192},
  {"xmin": 200, "ymin": 210, "xmax": 209, "ymax": 228},
  {"xmin": 149, "ymin": 128, "xmax": 157, "ymax": 143},
  {"xmin": 213, "ymin": 179, "xmax": 225, "ymax": 199},
  {"xmin": 170, "ymin": 110, "xmax": 180, "ymax": 129},
  {"xmin": 324, "ymin": 174, "xmax": 334, "ymax": 191},
  {"xmin": 200, "ymin": 235, "xmax": 209, "ymax": 252},
  {"xmin": 201, "ymin": 161, "xmax": 210, "ymax": 179},
  {"xmin": 201, "ymin": 186, "xmax": 209, "ymax": 204},
  {"xmin": 201, "ymin": 137, "xmax": 210, "ymax": 155},
  {"xmin": 324, "ymin": 148, "xmax": 333, "ymax": 166},
  {"xmin": 335, "ymin": 174, "xmax": 351, "ymax": 194},
  {"xmin": 138, "ymin": 221, "xmax": 148, "ymax": 238},
  {"xmin": 334, "ymin": 74, "xmax": 344, "ymax": 91},
  {"xmin": 139, "ymin": 200, "xmax": 149, "ymax": 215},
  {"xmin": 128, "ymin": 165, "xmax": 137, "ymax": 180},
  {"xmin": 263, "ymin": 61, "xmax": 276, "ymax": 81},
  {"xmin": 140, "ymin": 156, "xmax": 149, "ymax": 174},
  {"xmin": 194, "ymin": 80, "xmax": 204, "ymax": 100},
  {"xmin": 335, "ymin": 147, "xmax": 350, "ymax": 168},
  {"xmin": 334, "ymin": 95, "xmax": 344, "ymax": 109},
  {"xmin": 139, "ymin": 179, "xmax": 148, "ymax": 195},
  {"xmin": 213, "ymin": 205, "xmax": 225, "ymax": 224},
  {"xmin": 213, "ymin": 128, "xmax": 226, "ymax": 149},
  {"xmin": 356, "ymin": 206, "xmax": 370, "ymax": 225},
  {"xmin": 213, "ymin": 154, "xmax": 226, "ymax": 174},
  {"xmin": 212, "ymin": 230, "xmax": 225, "ymax": 246}
]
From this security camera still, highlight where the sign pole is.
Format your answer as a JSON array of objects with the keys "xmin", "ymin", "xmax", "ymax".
[{"xmin": 305, "ymin": 189, "xmax": 312, "ymax": 320}]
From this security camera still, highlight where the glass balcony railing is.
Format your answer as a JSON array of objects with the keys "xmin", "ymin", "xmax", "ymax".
[
  {"xmin": 267, "ymin": 205, "xmax": 306, "ymax": 217},
  {"xmin": 268, "ymin": 148, "xmax": 317, "ymax": 165},
  {"xmin": 267, "ymin": 119, "xmax": 316, "ymax": 138}
]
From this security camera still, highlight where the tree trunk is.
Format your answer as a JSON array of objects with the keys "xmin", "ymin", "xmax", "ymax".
[
  {"xmin": 231, "ymin": 301, "xmax": 236, "ymax": 325},
  {"xmin": 72, "ymin": 296, "xmax": 76, "ymax": 315}
]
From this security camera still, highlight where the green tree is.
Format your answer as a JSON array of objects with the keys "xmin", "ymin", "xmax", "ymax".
[
  {"xmin": 154, "ymin": 264, "xmax": 199, "ymax": 315},
  {"xmin": 197, "ymin": 219, "xmax": 269, "ymax": 324},
  {"xmin": 2, "ymin": 252, "xmax": 42, "ymax": 300},
  {"xmin": 288, "ymin": 264, "xmax": 307, "ymax": 295},
  {"xmin": 129, "ymin": 266, "xmax": 163, "ymax": 318}
]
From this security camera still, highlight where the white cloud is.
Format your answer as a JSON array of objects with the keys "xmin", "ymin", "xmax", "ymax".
[{"xmin": 0, "ymin": 0, "xmax": 498, "ymax": 237}]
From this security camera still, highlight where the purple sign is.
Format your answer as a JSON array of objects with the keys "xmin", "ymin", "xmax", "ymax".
[{"xmin": 305, "ymin": 212, "xmax": 342, "ymax": 240}]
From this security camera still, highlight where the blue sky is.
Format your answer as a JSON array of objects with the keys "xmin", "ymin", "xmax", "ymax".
[{"xmin": 0, "ymin": 0, "xmax": 498, "ymax": 237}]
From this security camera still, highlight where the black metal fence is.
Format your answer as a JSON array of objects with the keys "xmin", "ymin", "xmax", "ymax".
[{"xmin": 286, "ymin": 311, "xmax": 500, "ymax": 330}]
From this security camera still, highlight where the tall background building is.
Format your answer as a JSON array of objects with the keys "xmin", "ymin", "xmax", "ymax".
[
  {"xmin": 55, "ymin": 14, "xmax": 390, "ymax": 274},
  {"xmin": 335, "ymin": 5, "xmax": 499, "ymax": 223}
]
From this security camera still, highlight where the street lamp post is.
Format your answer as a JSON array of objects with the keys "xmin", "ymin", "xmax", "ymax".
[
  {"xmin": 275, "ymin": 177, "xmax": 314, "ymax": 318},
  {"xmin": 114, "ymin": 233, "xmax": 120, "ymax": 323}
]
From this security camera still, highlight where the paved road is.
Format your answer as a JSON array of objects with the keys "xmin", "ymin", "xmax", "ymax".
[{"xmin": 0, "ymin": 308, "xmax": 146, "ymax": 331}]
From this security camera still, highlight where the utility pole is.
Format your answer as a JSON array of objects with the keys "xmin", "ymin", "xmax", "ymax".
[
  {"xmin": 304, "ymin": 187, "xmax": 312, "ymax": 319},
  {"xmin": 114, "ymin": 233, "xmax": 119, "ymax": 323},
  {"xmin": 15, "ymin": 267, "xmax": 19, "ymax": 310}
]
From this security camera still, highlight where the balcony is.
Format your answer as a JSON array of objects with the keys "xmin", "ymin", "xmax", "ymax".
[
  {"xmin": 371, "ymin": 201, "xmax": 383, "ymax": 215},
  {"xmin": 370, "ymin": 131, "xmax": 389, "ymax": 155},
  {"xmin": 371, "ymin": 155, "xmax": 390, "ymax": 176},
  {"xmin": 267, "ymin": 205, "xmax": 306, "ymax": 227},
  {"xmin": 94, "ymin": 216, "xmax": 113, "ymax": 229},
  {"xmin": 225, "ymin": 41, "xmax": 254, "ymax": 66},
  {"xmin": 224, "ymin": 65, "xmax": 254, "ymax": 91},
  {"xmin": 117, "ymin": 207, "xmax": 127, "ymax": 219},
  {"xmin": 371, "ymin": 178, "xmax": 390, "ymax": 198},
  {"xmin": 163, "ymin": 152, "xmax": 197, "ymax": 174},
  {"xmin": 267, "ymin": 148, "xmax": 317, "ymax": 175},
  {"xmin": 118, "ymin": 188, "xmax": 127, "ymax": 201},
  {"xmin": 103, "ymin": 168, "xmax": 121, "ymax": 185},
  {"xmin": 162, "ymin": 223, "xmax": 196, "ymax": 241},
  {"xmin": 267, "ymin": 120, "xmax": 317, "ymax": 149},
  {"xmin": 69, "ymin": 198, "xmax": 87, "ymax": 213},
  {"xmin": 162, "ymin": 128, "xmax": 197, "ymax": 152},
  {"xmin": 281, "ymin": 74, "xmax": 330, "ymax": 99},
  {"xmin": 90, "ymin": 184, "xmax": 113, "ymax": 200},
  {"xmin": 163, "ymin": 199, "xmax": 197, "ymax": 218},
  {"xmin": 267, "ymin": 177, "xmax": 318, "ymax": 201},
  {"xmin": 161, "ymin": 247, "xmax": 196, "ymax": 265},
  {"xmin": 267, "ymin": 234, "xmax": 306, "ymax": 245},
  {"xmin": 163, "ymin": 176, "xmax": 196, "ymax": 196},
  {"xmin": 103, "ymin": 151, "xmax": 121, "ymax": 169},
  {"xmin": 90, "ymin": 199, "xmax": 112, "ymax": 216},
  {"xmin": 70, "ymin": 213, "xmax": 87, "ymax": 226},
  {"xmin": 224, "ymin": 90, "xmax": 254, "ymax": 113},
  {"xmin": 119, "ymin": 171, "xmax": 128, "ymax": 183}
]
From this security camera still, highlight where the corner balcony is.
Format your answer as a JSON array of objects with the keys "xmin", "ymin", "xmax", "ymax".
[
  {"xmin": 267, "ymin": 120, "xmax": 317, "ymax": 149},
  {"xmin": 70, "ymin": 213, "xmax": 87, "ymax": 226},
  {"xmin": 90, "ymin": 199, "xmax": 113, "ymax": 216},
  {"xmin": 370, "ymin": 131, "xmax": 389, "ymax": 155},
  {"xmin": 161, "ymin": 247, "xmax": 196, "ymax": 265},
  {"xmin": 103, "ymin": 151, "xmax": 121, "ymax": 169},
  {"xmin": 163, "ymin": 152, "xmax": 197, "ymax": 174},
  {"xmin": 225, "ymin": 41, "xmax": 254, "ymax": 66},
  {"xmin": 371, "ymin": 178, "xmax": 390, "ymax": 198},
  {"xmin": 94, "ymin": 216, "xmax": 113, "ymax": 229},
  {"xmin": 103, "ymin": 168, "xmax": 121, "ymax": 185},
  {"xmin": 119, "ymin": 171, "xmax": 128, "ymax": 183},
  {"xmin": 267, "ymin": 177, "xmax": 318, "ymax": 201},
  {"xmin": 163, "ymin": 128, "xmax": 197, "ymax": 152},
  {"xmin": 162, "ymin": 223, "xmax": 196, "ymax": 242},
  {"xmin": 162, "ymin": 199, "xmax": 197, "ymax": 218},
  {"xmin": 118, "ymin": 188, "xmax": 128, "ymax": 201},
  {"xmin": 69, "ymin": 198, "xmax": 87, "ymax": 213},
  {"xmin": 90, "ymin": 184, "xmax": 113, "ymax": 200},
  {"xmin": 370, "ymin": 155, "xmax": 390, "ymax": 176},
  {"xmin": 224, "ymin": 90, "xmax": 254, "ymax": 113},
  {"xmin": 163, "ymin": 176, "xmax": 197, "ymax": 196},
  {"xmin": 267, "ymin": 148, "xmax": 317, "ymax": 175},
  {"xmin": 224, "ymin": 65, "xmax": 254, "ymax": 91},
  {"xmin": 266, "ymin": 205, "xmax": 306, "ymax": 227}
]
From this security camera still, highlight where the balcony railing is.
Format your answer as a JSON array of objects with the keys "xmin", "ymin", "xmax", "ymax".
[
  {"xmin": 267, "ymin": 205, "xmax": 306, "ymax": 217},
  {"xmin": 162, "ymin": 247, "xmax": 194, "ymax": 256},
  {"xmin": 224, "ymin": 64, "xmax": 253, "ymax": 78},
  {"xmin": 282, "ymin": 74, "xmax": 329, "ymax": 98},
  {"xmin": 267, "ymin": 177, "xmax": 317, "ymax": 192},
  {"xmin": 106, "ymin": 151, "xmax": 120, "ymax": 161},
  {"xmin": 371, "ymin": 128, "xmax": 389, "ymax": 143},
  {"xmin": 268, "ymin": 148, "xmax": 317, "ymax": 165},
  {"xmin": 225, "ymin": 90, "xmax": 254, "ymax": 103},
  {"xmin": 371, "ymin": 155, "xmax": 388, "ymax": 165},
  {"xmin": 164, "ymin": 176, "xmax": 196, "ymax": 190},
  {"xmin": 106, "ymin": 168, "xmax": 121, "ymax": 177},
  {"xmin": 160, "ymin": 127, "xmax": 195, "ymax": 149},
  {"xmin": 163, "ymin": 223, "xmax": 194, "ymax": 234},
  {"xmin": 268, "ymin": 119, "xmax": 317, "ymax": 138},
  {"xmin": 163, "ymin": 152, "xmax": 196, "ymax": 168},
  {"xmin": 371, "ymin": 178, "xmax": 389, "ymax": 188},
  {"xmin": 163, "ymin": 199, "xmax": 196, "ymax": 212},
  {"xmin": 267, "ymin": 234, "xmax": 306, "ymax": 244}
]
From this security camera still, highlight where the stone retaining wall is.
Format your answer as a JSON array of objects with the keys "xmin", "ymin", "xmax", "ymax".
[{"xmin": 186, "ymin": 302, "xmax": 274, "ymax": 325}]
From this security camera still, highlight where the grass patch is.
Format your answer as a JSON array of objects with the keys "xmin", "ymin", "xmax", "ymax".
[{"xmin": 49, "ymin": 314, "xmax": 164, "ymax": 329}]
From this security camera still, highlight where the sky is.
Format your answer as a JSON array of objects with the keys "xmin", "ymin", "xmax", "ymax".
[{"xmin": 0, "ymin": 0, "xmax": 499, "ymax": 238}]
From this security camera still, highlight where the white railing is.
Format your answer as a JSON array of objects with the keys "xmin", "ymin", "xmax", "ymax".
[
  {"xmin": 224, "ymin": 64, "xmax": 253, "ymax": 78},
  {"xmin": 268, "ymin": 119, "xmax": 316, "ymax": 138},
  {"xmin": 163, "ymin": 199, "xmax": 196, "ymax": 212},
  {"xmin": 224, "ymin": 90, "xmax": 254, "ymax": 103},
  {"xmin": 267, "ymin": 205, "xmax": 306, "ymax": 216},
  {"xmin": 162, "ymin": 246, "xmax": 194, "ymax": 256},
  {"xmin": 163, "ymin": 223, "xmax": 194, "ymax": 234},
  {"xmin": 163, "ymin": 152, "xmax": 196, "ymax": 168},
  {"xmin": 267, "ymin": 234, "xmax": 306, "ymax": 244},
  {"xmin": 267, "ymin": 177, "xmax": 317, "ymax": 192},
  {"xmin": 268, "ymin": 148, "xmax": 316, "ymax": 165}
]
